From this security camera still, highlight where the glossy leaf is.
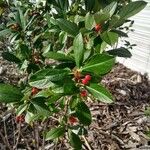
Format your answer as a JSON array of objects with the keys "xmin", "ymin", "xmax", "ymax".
[
  {"xmin": 84, "ymin": 0, "xmax": 95, "ymax": 11},
  {"xmin": 73, "ymin": 33, "xmax": 84, "ymax": 68},
  {"xmin": 76, "ymin": 101, "xmax": 92, "ymax": 126},
  {"xmin": 81, "ymin": 54, "xmax": 115, "ymax": 75},
  {"xmin": 109, "ymin": 15, "xmax": 122, "ymax": 28},
  {"xmin": 25, "ymin": 111, "xmax": 38, "ymax": 124},
  {"xmin": 16, "ymin": 103, "xmax": 28, "ymax": 116},
  {"xmin": 119, "ymin": 1, "xmax": 147, "ymax": 20},
  {"xmin": 86, "ymin": 83, "xmax": 113, "ymax": 103},
  {"xmin": 0, "ymin": 29, "xmax": 11, "ymax": 37},
  {"xmin": 69, "ymin": 131, "xmax": 82, "ymax": 149},
  {"xmin": 2, "ymin": 52, "xmax": 21, "ymax": 63},
  {"xmin": 33, "ymin": 89, "xmax": 53, "ymax": 98},
  {"xmin": 46, "ymin": 127, "xmax": 65, "ymax": 140},
  {"xmin": 30, "ymin": 69, "xmax": 70, "ymax": 82},
  {"xmin": 20, "ymin": 44, "xmax": 31, "ymax": 59},
  {"xmin": 94, "ymin": 11, "xmax": 110, "ymax": 24},
  {"xmin": 31, "ymin": 98, "xmax": 50, "ymax": 116},
  {"xmin": 107, "ymin": 47, "xmax": 132, "ymax": 58},
  {"xmin": 43, "ymin": 51, "xmax": 73, "ymax": 61},
  {"xmin": 18, "ymin": 7, "xmax": 26, "ymax": 30},
  {"xmin": 103, "ymin": 1, "xmax": 117, "ymax": 17},
  {"xmin": 57, "ymin": 18, "xmax": 79, "ymax": 36},
  {"xmin": 111, "ymin": 29, "xmax": 128, "ymax": 37},
  {"xmin": 29, "ymin": 78, "xmax": 55, "ymax": 89},
  {"xmin": 85, "ymin": 13, "xmax": 95, "ymax": 30},
  {"xmin": 101, "ymin": 31, "xmax": 118, "ymax": 46},
  {"xmin": 48, "ymin": 95, "xmax": 62, "ymax": 104},
  {"xmin": 29, "ymin": 69, "xmax": 70, "ymax": 89},
  {"xmin": 63, "ymin": 78, "xmax": 79, "ymax": 95},
  {"xmin": 0, "ymin": 84, "xmax": 23, "ymax": 103}
]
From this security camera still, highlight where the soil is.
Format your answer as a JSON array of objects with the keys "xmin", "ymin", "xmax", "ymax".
[{"xmin": 0, "ymin": 47, "xmax": 150, "ymax": 150}]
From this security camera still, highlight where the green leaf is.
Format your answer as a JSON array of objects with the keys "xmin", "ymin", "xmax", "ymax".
[
  {"xmin": 81, "ymin": 54, "xmax": 115, "ymax": 75},
  {"xmin": 73, "ymin": 33, "xmax": 84, "ymax": 68},
  {"xmin": 0, "ymin": 84, "xmax": 23, "ymax": 103},
  {"xmin": 30, "ymin": 69, "xmax": 70, "ymax": 82},
  {"xmin": 47, "ymin": 95, "xmax": 62, "ymax": 104},
  {"xmin": 57, "ymin": 0, "xmax": 69, "ymax": 11},
  {"xmin": 29, "ymin": 69, "xmax": 70, "ymax": 89},
  {"xmin": 101, "ymin": 31, "xmax": 118, "ymax": 46},
  {"xmin": 46, "ymin": 14, "xmax": 58, "ymax": 26},
  {"xmin": 59, "ymin": 31, "xmax": 68, "ymax": 44},
  {"xmin": 86, "ymin": 83, "xmax": 113, "ymax": 103},
  {"xmin": 85, "ymin": 0, "xmax": 95, "ymax": 11},
  {"xmin": 71, "ymin": 125, "xmax": 88, "ymax": 135},
  {"xmin": 18, "ymin": 7, "xmax": 26, "ymax": 30},
  {"xmin": 31, "ymin": 98, "xmax": 50, "ymax": 116},
  {"xmin": 145, "ymin": 130, "xmax": 150, "ymax": 138},
  {"xmin": 20, "ymin": 44, "xmax": 31, "ymax": 59},
  {"xmin": 46, "ymin": 127, "xmax": 65, "ymax": 140},
  {"xmin": 33, "ymin": 89, "xmax": 53, "ymax": 98},
  {"xmin": 109, "ymin": 15, "xmax": 122, "ymax": 28},
  {"xmin": 107, "ymin": 47, "xmax": 132, "ymax": 58},
  {"xmin": 94, "ymin": 11, "xmax": 110, "ymax": 24},
  {"xmin": 25, "ymin": 111, "xmax": 38, "ymax": 124},
  {"xmin": 94, "ymin": 2, "xmax": 117, "ymax": 23},
  {"xmin": 103, "ymin": 1, "xmax": 117, "ymax": 17},
  {"xmin": 0, "ymin": 29, "xmax": 11, "ymax": 37},
  {"xmin": 69, "ymin": 131, "xmax": 82, "ymax": 149},
  {"xmin": 76, "ymin": 101, "xmax": 92, "ymax": 126},
  {"xmin": 144, "ymin": 107, "xmax": 150, "ymax": 116},
  {"xmin": 69, "ymin": 97, "xmax": 79, "ymax": 109},
  {"xmin": 63, "ymin": 78, "xmax": 79, "ymax": 95},
  {"xmin": 111, "ymin": 29, "xmax": 128, "ymax": 37},
  {"xmin": 16, "ymin": 103, "xmax": 28, "ymax": 116},
  {"xmin": 119, "ymin": 1, "xmax": 147, "ymax": 20},
  {"xmin": 2, "ymin": 52, "xmax": 21, "ymax": 63},
  {"xmin": 85, "ymin": 13, "xmax": 95, "ymax": 30},
  {"xmin": 57, "ymin": 18, "xmax": 79, "ymax": 36},
  {"xmin": 29, "ymin": 78, "xmax": 55, "ymax": 89},
  {"xmin": 43, "ymin": 51, "xmax": 73, "ymax": 61}
]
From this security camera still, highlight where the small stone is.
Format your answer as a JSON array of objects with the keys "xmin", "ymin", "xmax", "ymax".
[{"xmin": 0, "ymin": 67, "xmax": 6, "ymax": 75}]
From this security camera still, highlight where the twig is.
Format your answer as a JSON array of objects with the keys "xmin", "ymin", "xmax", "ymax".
[
  {"xmin": 11, "ymin": 115, "xmax": 16, "ymax": 146},
  {"xmin": 0, "ymin": 131, "xmax": 10, "ymax": 149},
  {"xmin": 13, "ymin": 122, "xmax": 21, "ymax": 149},
  {"xmin": 20, "ymin": 132, "xmax": 32, "ymax": 150},
  {"xmin": 33, "ymin": 122, "xmax": 39, "ymax": 150},
  {"xmin": 82, "ymin": 135, "xmax": 93, "ymax": 150},
  {"xmin": 41, "ymin": 121, "xmax": 49, "ymax": 150},
  {"xmin": 92, "ymin": 126, "xmax": 125, "ymax": 147},
  {"xmin": 3, "ymin": 120, "xmax": 12, "ymax": 150}
]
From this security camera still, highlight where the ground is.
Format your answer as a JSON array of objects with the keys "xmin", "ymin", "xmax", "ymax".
[{"xmin": 0, "ymin": 48, "xmax": 150, "ymax": 149}]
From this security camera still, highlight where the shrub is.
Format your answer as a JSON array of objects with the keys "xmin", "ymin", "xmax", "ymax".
[{"xmin": 0, "ymin": 0, "xmax": 147, "ymax": 148}]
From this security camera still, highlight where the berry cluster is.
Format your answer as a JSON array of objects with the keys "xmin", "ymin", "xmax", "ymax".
[
  {"xmin": 16, "ymin": 115, "xmax": 25, "ymax": 123},
  {"xmin": 80, "ymin": 90, "xmax": 87, "ymax": 97},
  {"xmin": 80, "ymin": 74, "xmax": 92, "ymax": 97},
  {"xmin": 95, "ymin": 24, "xmax": 102, "ymax": 32},
  {"xmin": 31, "ymin": 87, "xmax": 40, "ymax": 95},
  {"xmin": 81, "ymin": 75, "xmax": 91, "ymax": 85},
  {"xmin": 68, "ymin": 116, "xmax": 78, "ymax": 125}
]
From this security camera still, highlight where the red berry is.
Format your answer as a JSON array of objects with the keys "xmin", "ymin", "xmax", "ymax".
[
  {"xmin": 16, "ymin": 115, "xmax": 25, "ymax": 123},
  {"xmin": 31, "ymin": 87, "xmax": 40, "ymax": 95},
  {"xmin": 85, "ymin": 75, "xmax": 91, "ymax": 81},
  {"xmin": 69, "ymin": 116, "xmax": 78, "ymax": 125},
  {"xmin": 95, "ymin": 24, "xmax": 102, "ymax": 32},
  {"xmin": 82, "ymin": 79, "xmax": 89, "ymax": 85},
  {"xmin": 80, "ymin": 90, "xmax": 87, "ymax": 97}
]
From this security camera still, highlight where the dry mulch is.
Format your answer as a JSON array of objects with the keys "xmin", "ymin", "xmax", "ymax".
[{"xmin": 0, "ymin": 49, "xmax": 150, "ymax": 150}]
